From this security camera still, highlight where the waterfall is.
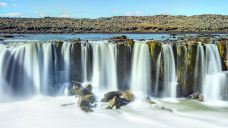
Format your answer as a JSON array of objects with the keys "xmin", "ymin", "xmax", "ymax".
[
  {"xmin": 0, "ymin": 40, "xmax": 228, "ymax": 101},
  {"xmin": 91, "ymin": 41, "xmax": 118, "ymax": 91},
  {"xmin": 0, "ymin": 42, "xmax": 72, "ymax": 97},
  {"xmin": 203, "ymin": 44, "xmax": 226, "ymax": 101},
  {"xmin": 154, "ymin": 53, "xmax": 161, "ymax": 96},
  {"xmin": 131, "ymin": 42, "xmax": 151, "ymax": 98},
  {"xmin": 81, "ymin": 43, "xmax": 88, "ymax": 83},
  {"xmin": 60, "ymin": 43, "xmax": 72, "ymax": 96},
  {"xmin": 162, "ymin": 44, "xmax": 177, "ymax": 98},
  {"xmin": 194, "ymin": 44, "xmax": 206, "ymax": 92}
]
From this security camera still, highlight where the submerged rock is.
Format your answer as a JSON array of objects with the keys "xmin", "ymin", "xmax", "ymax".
[
  {"xmin": 188, "ymin": 91, "xmax": 204, "ymax": 102},
  {"xmin": 146, "ymin": 96, "xmax": 156, "ymax": 104},
  {"xmin": 198, "ymin": 94, "xmax": 204, "ymax": 102}
]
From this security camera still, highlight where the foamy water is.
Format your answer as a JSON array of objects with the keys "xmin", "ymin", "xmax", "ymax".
[{"xmin": 0, "ymin": 97, "xmax": 228, "ymax": 128}]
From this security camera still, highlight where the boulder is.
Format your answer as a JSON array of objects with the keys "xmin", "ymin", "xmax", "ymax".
[
  {"xmin": 101, "ymin": 91, "xmax": 121, "ymax": 102},
  {"xmin": 106, "ymin": 96, "xmax": 128, "ymax": 109},
  {"xmin": 102, "ymin": 91, "xmax": 134, "ymax": 109},
  {"xmin": 188, "ymin": 91, "xmax": 204, "ymax": 102},
  {"xmin": 198, "ymin": 94, "xmax": 204, "ymax": 102},
  {"xmin": 82, "ymin": 84, "xmax": 92, "ymax": 95},
  {"xmin": 71, "ymin": 85, "xmax": 81, "ymax": 96},
  {"xmin": 121, "ymin": 91, "xmax": 135, "ymax": 102},
  {"xmin": 188, "ymin": 91, "xmax": 200, "ymax": 99},
  {"xmin": 77, "ymin": 94, "xmax": 96, "ymax": 112}
]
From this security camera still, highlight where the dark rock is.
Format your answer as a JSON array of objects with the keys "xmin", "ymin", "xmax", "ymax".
[
  {"xmin": 102, "ymin": 91, "xmax": 134, "ymax": 109},
  {"xmin": 198, "ymin": 94, "xmax": 204, "ymax": 102},
  {"xmin": 106, "ymin": 96, "xmax": 128, "ymax": 109},
  {"xmin": 146, "ymin": 96, "xmax": 156, "ymax": 104},
  {"xmin": 1, "ymin": 34, "xmax": 14, "ymax": 38},
  {"xmin": 78, "ymin": 94, "xmax": 96, "ymax": 112},
  {"xmin": 161, "ymin": 106, "xmax": 173, "ymax": 112},
  {"xmin": 188, "ymin": 91, "xmax": 204, "ymax": 102},
  {"xmin": 101, "ymin": 91, "xmax": 121, "ymax": 102},
  {"xmin": 80, "ymin": 106, "xmax": 93, "ymax": 112},
  {"xmin": 69, "ymin": 38, "xmax": 81, "ymax": 43},
  {"xmin": 188, "ymin": 91, "xmax": 200, "ymax": 99}
]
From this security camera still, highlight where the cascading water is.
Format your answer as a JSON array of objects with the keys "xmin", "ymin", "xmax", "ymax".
[
  {"xmin": 154, "ymin": 53, "xmax": 161, "ymax": 96},
  {"xmin": 60, "ymin": 43, "xmax": 72, "ymax": 96},
  {"xmin": 194, "ymin": 44, "xmax": 205, "ymax": 92},
  {"xmin": 203, "ymin": 44, "xmax": 227, "ymax": 101},
  {"xmin": 0, "ymin": 39, "xmax": 228, "ymax": 102},
  {"xmin": 131, "ymin": 42, "xmax": 151, "ymax": 98},
  {"xmin": 0, "ymin": 42, "xmax": 72, "ymax": 97},
  {"xmin": 161, "ymin": 44, "xmax": 177, "ymax": 98},
  {"xmin": 81, "ymin": 43, "xmax": 89, "ymax": 83},
  {"xmin": 91, "ymin": 41, "xmax": 118, "ymax": 91}
]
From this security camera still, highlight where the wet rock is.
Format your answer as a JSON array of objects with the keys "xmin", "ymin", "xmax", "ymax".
[
  {"xmin": 77, "ymin": 94, "xmax": 96, "ymax": 112},
  {"xmin": 121, "ymin": 91, "xmax": 135, "ymax": 102},
  {"xmin": 101, "ymin": 91, "xmax": 121, "ymax": 102},
  {"xmin": 161, "ymin": 106, "xmax": 173, "ymax": 112},
  {"xmin": 61, "ymin": 103, "xmax": 75, "ymax": 107},
  {"xmin": 80, "ymin": 106, "xmax": 93, "ymax": 112},
  {"xmin": 71, "ymin": 81, "xmax": 82, "ymax": 96},
  {"xmin": 71, "ymin": 83, "xmax": 96, "ymax": 112},
  {"xmin": 198, "ymin": 94, "xmax": 204, "ymax": 102},
  {"xmin": 108, "ymin": 35, "xmax": 135, "ymax": 45},
  {"xmin": 188, "ymin": 91, "xmax": 204, "ymax": 102},
  {"xmin": 69, "ymin": 38, "xmax": 81, "ymax": 43},
  {"xmin": 109, "ymin": 35, "xmax": 128, "ymax": 42},
  {"xmin": 81, "ymin": 84, "xmax": 92, "ymax": 95},
  {"xmin": 102, "ymin": 91, "xmax": 134, "ymax": 109},
  {"xmin": 106, "ymin": 96, "xmax": 128, "ymax": 109},
  {"xmin": 146, "ymin": 96, "xmax": 156, "ymax": 104},
  {"xmin": 188, "ymin": 91, "xmax": 200, "ymax": 99}
]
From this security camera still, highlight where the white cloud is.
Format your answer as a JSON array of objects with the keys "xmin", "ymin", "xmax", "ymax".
[
  {"xmin": 0, "ymin": 2, "xmax": 7, "ymax": 7},
  {"xmin": 125, "ymin": 11, "xmax": 142, "ymax": 16},
  {"xmin": 0, "ymin": 12, "xmax": 21, "ymax": 17}
]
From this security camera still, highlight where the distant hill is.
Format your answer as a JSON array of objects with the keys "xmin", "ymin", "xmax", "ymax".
[{"xmin": 1, "ymin": 15, "xmax": 228, "ymax": 33}]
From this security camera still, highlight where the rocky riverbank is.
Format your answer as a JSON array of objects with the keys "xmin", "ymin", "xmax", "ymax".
[{"xmin": 1, "ymin": 15, "xmax": 228, "ymax": 33}]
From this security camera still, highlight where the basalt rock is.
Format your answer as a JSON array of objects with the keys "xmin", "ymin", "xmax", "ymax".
[
  {"xmin": 109, "ymin": 35, "xmax": 135, "ymax": 45},
  {"xmin": 69, "ymin": 38, "xmax": 81, "ymax": 43},
  {"xmin": 102, "ymin": 91, "xmax": 134, "ymax": 109},
  {"xmin": 71, "ymin": 83, "xmax": 96, "ymax": 112},
  {"xmin": 101, "ymin": 91, "xmax": 121, "ymax": 102},
  {"xmin": 188, "ymin": 91, "xmax": 204, "ymax": 102}
]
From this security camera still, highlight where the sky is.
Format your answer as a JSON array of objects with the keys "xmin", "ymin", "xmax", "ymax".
[{"xmin": 1, "ymin": 0, "xmax": 228, "ymax": 18}]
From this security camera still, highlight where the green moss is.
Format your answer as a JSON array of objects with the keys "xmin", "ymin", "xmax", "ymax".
[
  {"xmin": 147, "ymin": 41, "xmax": 161, "ymax": 58},
  {"xmin": 217, "ymin": 41, "xmax": 226, "ymax": 58}
]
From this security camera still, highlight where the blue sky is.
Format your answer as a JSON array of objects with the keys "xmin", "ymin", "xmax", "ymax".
[{"xmin": 1, "ymin": 0, "xmax": 228, "ymax": 18}]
